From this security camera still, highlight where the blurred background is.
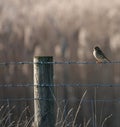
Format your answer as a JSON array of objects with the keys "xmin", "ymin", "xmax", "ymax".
[{"xmin": 0, "ymin": 0, "xmax": 120, "ymax": 126}]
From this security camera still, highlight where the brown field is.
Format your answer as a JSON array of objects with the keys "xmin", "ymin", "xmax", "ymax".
[{"xmin": 0, "ymin": 0, "xmax": 120, "ymax": 126}]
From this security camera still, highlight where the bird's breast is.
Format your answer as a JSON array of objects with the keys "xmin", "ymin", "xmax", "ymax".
[{"xmin": 93, "ymin": 50, "xmax": 103, "ymax": 62}]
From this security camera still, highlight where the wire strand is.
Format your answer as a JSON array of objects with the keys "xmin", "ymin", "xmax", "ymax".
[
  {"xmin": 0, "ymin": 83, "xmax": 119, "ymax": 87},
  {"xmin": 0, "ymin": 61, "xmax": 120, "ymax": 65},
  {"xmin": 0, "ymin": 98, "xmax": 120, "ymax": 103}
]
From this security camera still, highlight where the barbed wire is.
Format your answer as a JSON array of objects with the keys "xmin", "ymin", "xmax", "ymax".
[
  {"xmin": 0, "ymin": 60, "xmax": 119, "ymax": 104},
  {"xmin": 0, "ymin": 61, "xmax": 120, "ymax": 65},
  {"xmin": 0, "ymin": 83, "xmax": 119, "ymax": 87},
  {"xmin": 0, "ymin": 98, "xmax": 120, "ymax": 103}
]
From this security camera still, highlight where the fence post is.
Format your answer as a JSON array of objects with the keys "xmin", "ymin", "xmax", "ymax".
[{"xmin": 33, "ymin": 56, "xmax": 55, "ymax": 127}]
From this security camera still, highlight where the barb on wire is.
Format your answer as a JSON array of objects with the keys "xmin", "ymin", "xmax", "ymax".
[
  {"xmin": 0, "ymin": 83, "xmax": 119, "ymax": 87},
  {"xmin": 0, "ymin": 61, "xmax": 120, "ymax": 65}
]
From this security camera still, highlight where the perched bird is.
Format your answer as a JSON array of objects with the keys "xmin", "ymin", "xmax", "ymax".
[{"xmin": 93, "ymin": 46, "xmax": 111, "ymax": 63}]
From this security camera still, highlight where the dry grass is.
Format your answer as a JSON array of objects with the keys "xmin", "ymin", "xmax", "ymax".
[
  {"xmin": 0, "ymin": 105, "xmax": 34, "ymax": 127},
  {"xmin": 0, "ymin": 91, "xmax": 113, "ymax": 127}
]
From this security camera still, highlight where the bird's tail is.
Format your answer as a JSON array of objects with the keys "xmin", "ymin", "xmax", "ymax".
[{"xmin": 105, "ymin": 57, "xmax": 111, "ymax": 63}]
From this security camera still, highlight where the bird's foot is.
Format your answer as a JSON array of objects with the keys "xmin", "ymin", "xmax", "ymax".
[{"xmin": 96, "ymin": 61, "xmax": 102, "ymax": 64}]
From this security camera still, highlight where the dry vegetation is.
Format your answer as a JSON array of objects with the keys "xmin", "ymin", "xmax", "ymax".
[{"xmin": 0, "ymin": 0, "xmax": 120, "ymax": 126}]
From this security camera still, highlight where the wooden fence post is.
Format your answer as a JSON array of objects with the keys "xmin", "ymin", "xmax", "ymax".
[{"xmin": 33, "ymin": 56, "xmax": 55, "ymax": 127}]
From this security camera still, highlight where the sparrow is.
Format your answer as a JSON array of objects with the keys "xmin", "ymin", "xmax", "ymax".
[{"xmin": 93, "ymin": 46, "xmax": 111, "ymax": 63}]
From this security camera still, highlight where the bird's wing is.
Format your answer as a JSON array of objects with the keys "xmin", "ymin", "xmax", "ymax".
[
  {"xmin": 98, "ymin": 49, "xmax": 111, "ymax": 62},
  {"xmin": 104, "ymin": 57, "xmax": 111, "ymax": 62}
]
